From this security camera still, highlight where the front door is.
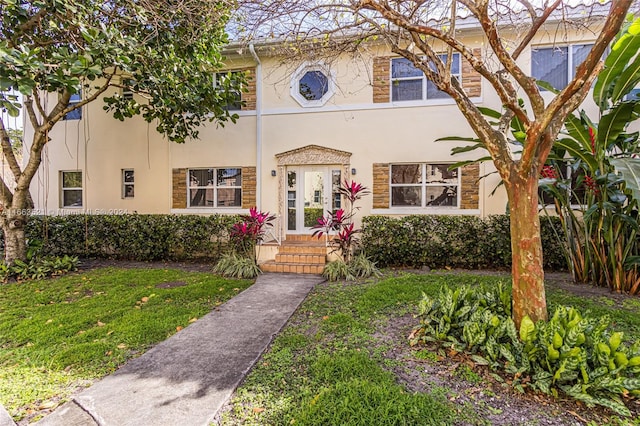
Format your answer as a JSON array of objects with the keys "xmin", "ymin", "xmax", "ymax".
[{"xmin": 286, "ymin": 166, "xmax": 342, "ymax": 233}]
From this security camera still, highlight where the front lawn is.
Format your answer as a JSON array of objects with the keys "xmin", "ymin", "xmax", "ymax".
[
  {"xmin": 0, "ymin": 267, "xmax": 252, "ymax": 423},
  {"xmin": 216, "ymin": 272, "xmax": 640, "ymax": 425}
]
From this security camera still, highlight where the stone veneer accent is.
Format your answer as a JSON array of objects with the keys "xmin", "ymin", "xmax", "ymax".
[
  {"xmin": 372, "ymin": 163, "xmax": 479, "ymax": 209},
  {"xmin": 462, "ymin": 48, "xmax": 482, "ymax": 98},
  {"xmin": 460, "ymin": 164, "xmax": 480, "ymax": 209},
  {"xmin": 240, "ymin": 68, "xmax": 256, "ymax": 111},
  {"xmin": 373, "ymin": 57, "xmax": 391, "ymax": 103},
  {"xmin": 373, "ymin": 49, "xmax": 483, "ymax": 102},
  {"xmin": 241, "ymin": 166, "xmax": 257, "ymax": 208},
  {"xmin": 372, "ymin": 163, "xmax": 390, "ymax": 208},
  {"xmin": 172, "ymin": 168, "xmax": 187, "ymax": 209}
]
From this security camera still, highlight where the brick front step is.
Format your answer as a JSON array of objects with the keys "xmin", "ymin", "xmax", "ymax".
[
  {"xmin": 284, "ymin": 234, "xmax": 318, "ymax": 242},
  {"xmin": 277, "ymin": 245, "xmax": 327, "ymax": 255},
  {"xmin": 275, "ymin": 253, "xmax": 326, "ymax": 264},
  {"xmin": 260, "ymin": 261, "xmax": 324, "ymax": 274}
]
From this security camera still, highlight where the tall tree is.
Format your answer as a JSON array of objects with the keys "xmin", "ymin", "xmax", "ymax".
[
  {"xmin": 237, "ymin": 0, "xmax": 633, "ymax": 326},
  {"xmin": 0, "ymin": 0, "xmax": 242, "ymax": 263}
]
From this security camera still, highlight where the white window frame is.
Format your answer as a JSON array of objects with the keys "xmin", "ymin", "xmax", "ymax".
[
  {"xmin": 187, "ymin": 167, "xmax": 242, "ymax": 208},
  {"xmin": 122, "ymin": 169, "xmax": 134, "ymax": 198},
  {"xmin": 389, "ymin": 163, "xmax": 461, "ymax": 208},
  {"xmin": 390, "ymin": 54, "xmax": 461, "ymax": 102},
  {"xmin": 290, "ymin": 62, "xmax": 336, "ymax": 107},
  {"xmin": 532, "ymin": 43, "xmax": 595, "ymax": 91},
  {"xmin": 60, "ymin": 170, "xmax": 83, "ymax": 208}
]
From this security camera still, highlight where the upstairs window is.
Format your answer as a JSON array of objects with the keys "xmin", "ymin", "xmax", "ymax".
[
  {"xmin": 390, "ymin": 163, "xmax": 459, "ymax": 207},
  {"xmin": 63, "ymin": 91, "xmax": 82, "ymax": 120},
  {"xmin": 188, "ymin": 168, "xmax": 242, "ymax": 207},
  {"xmin": 532, "ymin": 44, "xmax": 594, "ymax": 91},
  {"xmin": 290, "ymin": 63, "xmax": 335, "ymax": 107},
  {"xmin": 391, "ymin": 54, "xmax": 460, "ymax": 102}
]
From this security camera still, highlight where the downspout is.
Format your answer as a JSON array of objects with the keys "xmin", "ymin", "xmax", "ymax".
[{"xmin": 249, "ymin": 43, "xmax": 262, "ymax": 210}]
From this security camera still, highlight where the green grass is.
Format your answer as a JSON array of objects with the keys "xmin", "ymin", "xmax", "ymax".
[
  {"xmin": 220, "ymin": 272, "xmax": 640, "ymax": 426},
  {"xmin": 0, "ymin": 267, "xmax": 252, "ymax": 422}
]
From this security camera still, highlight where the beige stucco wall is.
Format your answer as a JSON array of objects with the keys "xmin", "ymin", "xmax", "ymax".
[{"xmin": 25, "ymin": 23, "xmax": 608, "ymax": 222}]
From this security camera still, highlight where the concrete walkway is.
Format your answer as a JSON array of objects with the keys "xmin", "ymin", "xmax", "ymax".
[{"xmin": 35, "ymin": 273, "xmax": 323, "ymax": 426}]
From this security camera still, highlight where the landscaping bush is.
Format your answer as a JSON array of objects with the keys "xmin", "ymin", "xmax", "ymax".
[
  {"xmin": 0, "ymin": 214, "xmax": 239, "ymax": 261},
  {"xmin": 410, "ymin": 284, "xmax": 640, "ymax": 416},
  {"xmin": 362, "ymin": 215, "xmax": 565, "ymax": 270}
]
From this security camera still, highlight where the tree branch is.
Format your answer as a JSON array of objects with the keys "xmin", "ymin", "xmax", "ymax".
[
  {"xmin": 512, "ymin": 0, "xmax": 563, "ymax": 60},
  {"xmin": 0, "ymin": 114, "xmax": 23, "ymax": 182}
]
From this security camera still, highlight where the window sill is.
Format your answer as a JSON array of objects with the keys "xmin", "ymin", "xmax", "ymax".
[
  {"xmin": 171, "ymin": 208, "xmax": 249, "ymax": 215},
  {"xmin": 370, "ymin": 208, "xmax": 480, "ymax": 216}
]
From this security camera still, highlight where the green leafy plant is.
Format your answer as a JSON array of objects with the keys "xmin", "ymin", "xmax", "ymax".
[
  {"xmin": 322, "ymin": 259, "xmax": 354, "ymax": 282},
  {"xmin": 347, "ymin": 254, "xmax": 381, "ymax": 279},
  {"xmin": 0, "ymin": 255, "xmax": 79, "ymax": 282},
  {"xmin": 411, "ymin": 284, "xmax": 640, "ymax": 415},
  {"xmin": 213, "ymin": 252, "xmax": 261, "ymax": 279}
]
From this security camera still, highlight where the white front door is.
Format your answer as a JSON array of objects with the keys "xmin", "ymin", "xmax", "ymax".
[{"xmin": 286, "ymin": 166, "xmax": 342, "ymax": 233}]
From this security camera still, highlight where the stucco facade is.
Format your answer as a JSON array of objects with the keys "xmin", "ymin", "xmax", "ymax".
[{"xmin": 24, "ymin": 23, "xmax": 604, "ymax": 239}]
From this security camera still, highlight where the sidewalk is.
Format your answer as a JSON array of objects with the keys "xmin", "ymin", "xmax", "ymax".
[{"xmin": 35, "ymin": 273, "xmax": 323, "ymax": 426}]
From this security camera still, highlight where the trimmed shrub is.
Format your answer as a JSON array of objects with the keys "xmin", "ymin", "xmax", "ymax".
[
  {"xmin": 0, "ymin": 214, "xmax": 239, "ymax": 261},
  {"xmin": 361, "ymin": 215, "xmax": 565, "ymax": 270}
]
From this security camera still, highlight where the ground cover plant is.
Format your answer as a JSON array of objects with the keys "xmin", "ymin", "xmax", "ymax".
[
  {"xmin": 0, "ymin": 267, "xmax": 252, "ymax": 424},
  {"xmin": 216, "ymin": 272, "xmax": 640, "ymax": 425}
]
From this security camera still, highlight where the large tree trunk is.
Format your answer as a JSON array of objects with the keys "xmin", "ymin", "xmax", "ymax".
[
  {"xmin": 506, "ymin": 173, "xmax": 548, "ymax": 329},
  {"xmin": 2, "ymin": 208, "xmax": 28, "ymax": 264}
]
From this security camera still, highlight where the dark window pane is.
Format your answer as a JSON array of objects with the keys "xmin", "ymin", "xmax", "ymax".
[
  {"xmin": 217, "ymin": 188, "xmax": 241, "ymax": 206},
  {"xmin": 391, "ymin": 164, "xmax": 422, "ymax": 184},
  {"xmin": 63, "ymin": 108, "xmax": 82, "ymax": 120},
  {"xmin": 392, "ymin": 79, "xmax": 422, "ymax": 101},
  {"xmin": 63, "ymin": 171, "xmax": 82, "ymax": 188},
  {"xmin": 571, "ymin": 44, "xmax": 593, "ymax": 79},
  {"xmin": 190, "ymin": 188, "xmax": 214, "ymax": 206},
  {"xmin": 392, "ymin": 187, "xmax": 422, "ymax": 206},
  {"xmin": 425, "ymin": 165, "xmax": 458, "ymax": 183},
  {"xmin": 426, "ymin": 186, "xmax": 457, "ymax": 206},
  {"xmin": 190, "ymin": 169, "xmax": 213, "ymax": 187},
  {"xmin": 123, "ymin": 170, "xmax": 134, "ymax": 183},
  {"xmin": 217, "ymin": 168, "xmax": 241, "ymax": 187},
  {"xmin": 63, "ymin": 189, "xmax": 82, "ymax": 207},
  {"xmin": 216, "ymin": 72, "xmax": 242, "ymax": 111},
  {"xmin": 532, "ymin": 46, "xmax": 568, "ymax": 90},
  {"xmin": 392, "ymin": 58, "xmax": 423, "ymax": 78},
  {"xmin": 124, "ymin": 185, "xmax": 134, "ymax": 198},
  {"xmin": 299, "ymin": 71, "xmax": 329, "ymax": 101},
  {"xmin": 426, "ymin": 80, "xmax": 450, "ymax": 99}
]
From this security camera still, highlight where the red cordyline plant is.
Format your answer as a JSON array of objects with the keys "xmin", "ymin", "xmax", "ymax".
[
  {"xmin": 312, "ymin": 180, "xmax": 370, "ymax": 262},
  {"xmin": 230, "ymin": 207, "xmax": 276, "ymax": 261}
]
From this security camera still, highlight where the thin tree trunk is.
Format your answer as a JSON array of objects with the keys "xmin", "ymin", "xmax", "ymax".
[{"xmin": 506, "ymin": 174, "xmax": 548, "ymax": 328}]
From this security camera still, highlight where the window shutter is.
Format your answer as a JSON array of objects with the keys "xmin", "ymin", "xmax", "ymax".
[
  {"xmin": 241, "ymin": 68, "xmax": 256, "ymax": 111},
  {"xmin": 373, "ymin": 57, "xmax": 391, "ymax": 103},
  {"xmin": 372, "ymin": 163, "xmax": 390, "ymax": 208},
  {"xmin": 460, "ymin": 164, "xmax": 479, "ymax": 209},
  {"xmin": 172, "ymin": 168, "xmax": 187, "ymax": 209},
  {"xmin": 462, "ymin": 48, "xmax": 482, "ymax": 98},
  {"xmin": 241, "ymin": 166, "xmax": 256, "ymax": 208}
]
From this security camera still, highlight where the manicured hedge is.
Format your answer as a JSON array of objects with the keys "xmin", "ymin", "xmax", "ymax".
[
  {"xmin": 361, "ymin": 215, "xmax": 565, "ymax": 270},
  {"xmin": 14, "ymin": 214, "xmax": 239, "ymax": 261}
]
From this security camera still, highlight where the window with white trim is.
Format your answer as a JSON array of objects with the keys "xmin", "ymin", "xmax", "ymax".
[
  {"xmin": 390, "ymin": 164, "xmax": 459, "ymax": 207},
  {"xmin": 391, "ymin": 54, "xmax": 460, "ymax": 102},
  {"xmin": 188, "ymin": 168, "xmax": 242, "ymax": 207},
  {"xmin": 63, "ymin": 90, "xmax": 82, "ymax": 120},
  {"xmin": 61, "ymin": 171, "xmax": 83, "ymax": 207},
  {"xmin": 290, "ymin": 63, "xmax": 335, "ymax": 107},
  {"xmin": 122, "ymin": 169, "xmax": 134, "ymax": 198},
  {"xmin": 532, "ymin": 44, "xmax": 594, "ymax": 91},
  {"xmin": 122, "ymin": 78, "xmax": 134, "ymax": 100}
]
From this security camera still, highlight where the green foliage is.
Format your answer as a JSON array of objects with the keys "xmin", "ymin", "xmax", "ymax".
[
  {"xmin": 4, "ymin": 214, "xmax": 238, "ymax": 261},
  {"xmin": 322, "ymin": 254, "xmax": 381, "ymax": 281},
  {"xmin": 0, "ymin": 255, "xmax": 79, "ymax": 282},
  {"xmin": 362, "ymin": 215, "xmax": 565, "ymax": 270},
  {"xmin": 213, "ymin": 253, "xmax": 261, "ymax": 279},
  {"xmin": 0, "ymin": 0, "xmax": 241, "ymax": 143},
  {"xmin": 412, "ymin": 284, "xmax": 640, "ymax": 416}
]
